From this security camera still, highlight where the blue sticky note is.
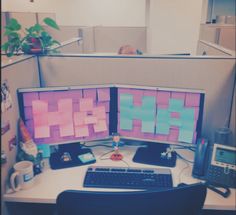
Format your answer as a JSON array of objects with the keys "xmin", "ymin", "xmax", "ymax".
[
  {"xmin": 156, "ymin": 122, "xmax": 170, "ymax": 135},
  {"xmin": 37, "ymin": 144, "xmax": 51, "ymax": 158},
  {"xmin": 181, "ymin": 108, "xmax": 195, "ymax": 121},
  {"xmin": 168, "ymin": 99, "xmax": 184, "ymax": 112},
  {"xmin": 141, "ymin": 121, "xmax": 155, "ymax": 133},
  {"xmin": 182, "ymin": 120, "xmax": 195, "ymax": 131},
  {"xmin": 120, "ymin": 118, "xmax": 133, "ymax": 130},
  {"xmin": 142, "ymin": 96, "xmax": 156, "ymax": 110},
  {"xmin": 120, "ymin": 106, "xmax": 132, "ymax": 119},
  {"xmin": 169, "ymin": 118, "xmax": 182, "ymax": 127},
  {"xmin": 178, "ymin": 129, "xmax": 194, "ymax": 143},
  {"xmin": 120, "ymin": 94, "xmax": 133, "ymax": 108},
  {"xmin": 132, "ymin": 107, "xmax": 142, "ymax": 119},
  {"xmin": 139, "ymin": 109, "xmax": 155, "ymax": 121},
  {"xmin": 157, "ymin": 109, "xmax": 170, "ymax": 123}
]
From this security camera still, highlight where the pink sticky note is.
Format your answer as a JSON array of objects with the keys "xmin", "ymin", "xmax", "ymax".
[
  {"xmin": 143, "ymin": 90, "xmax": 157, "ymax": 97},
  {"xmin": 171, "ymin": 92, "xmax": 186, "ymax": 100},
  {"xmin": 168, "ymin": 129, "xmax": 179, "ymax": 142},
  {"xmin": 59, "ymin": 123, "xmax": 74, "ymax": 137},
  {"xmin": 92, "ymin": 106, "xmax": 106, "ymax": 119},
  {"xmin": 48, "ymin": 112, "xmax": 60, "ymax": 126},
  {"xmin": 73, "ymin": 112, "xmax": 87, "ymax": 126},
  {"xmin": 171, "ymin": 112, "xmax": 180, "ymax": 118},
  {"xmin": 79, "ymin": 98, "xmax": 94, "ymax": 111},
  {"xmin": 32, "ymin": 100, "xmax": 48, "ymax": 114},
  {"xmin": 75, "ymin": 125, "xmax": 89, "ymax": 137},
  {"xmin": 185, "ymin": 93, "xmax": 200, "ymax": 107},
  {"xmin": 133, "ymin": 119, "xmax": 142, "ymax": 126},
  {"xmin": 58, "ymin": 99, "xmax": 73, "ymax": 112},
  {"xmin": 23, "ymin": 92, "xmax": 39, "ymax": 107},
  {"xmin": 48, "ymin": 104, "xmax": 58, "ymax": 112},
  {"xmin": 84, "ymin": 116, "xmax": 98, "ymax": 124},
  {"xmin": 83, "ymin": 89, "xmax": 97, "ymax": 100},
  {"xmin": 93, "ymin": 120, "xmax": 107, "ymax": 132},
  {"xmin": 155, "ymin": 134, "xmax": 168, "ymax": 141},
  {"xmin": 33, "ymin": 113, "xmax": 48, "ymax": 126},
  {"xmin": 34, "ymin": 126, "xmax": 50, "ymax": 138},
  {"xmin": 97, "ymin": 88, "xmax": 110, "ymax": 101},
  {"xmin": 157, "ymin": 104, "xmax": 169, "ymax": 109},
  {"xmin": 156, "ymin": 91, "xmax": 170, "ymax": 105},
  {"xmin": 68, "ymin": 90, "xmax": 82, "ymax": 100},
  {"xmin": 59, "ymin": 112, "xmax": 73, "ymax": 125}
]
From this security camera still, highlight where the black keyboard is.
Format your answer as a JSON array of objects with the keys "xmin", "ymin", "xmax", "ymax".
[{"xmin": 83, "ymin": 166, "xmax": 173, "ymax": 189}]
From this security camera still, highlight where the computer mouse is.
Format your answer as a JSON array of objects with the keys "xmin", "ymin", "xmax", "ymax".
[{"xmin": 177, "ymin": 183, "xmax": 187, "ymax": 187}]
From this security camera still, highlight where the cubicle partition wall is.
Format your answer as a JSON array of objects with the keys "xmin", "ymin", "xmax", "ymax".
[
  {"xmin": 1, "ymin": 56, "xmax": 40, "ymax": 214},
  {"xmin": 39, "ymin": 55, "xmax": 236, "ymax": 143}
]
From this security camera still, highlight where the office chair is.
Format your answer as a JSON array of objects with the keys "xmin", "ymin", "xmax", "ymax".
[{"xmin": 56, "ymin": 183, "xmax": 207, "ymax": 215}]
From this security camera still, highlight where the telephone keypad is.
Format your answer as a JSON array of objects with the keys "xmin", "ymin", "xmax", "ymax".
[{"xmin": 206, "ymin": 165, "xmax": 236, "ymax": 188}]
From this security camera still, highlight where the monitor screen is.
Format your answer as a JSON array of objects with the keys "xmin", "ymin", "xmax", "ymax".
[
  {"xmin": 117, "ymin": 85, "xmax": 205, "ymax": 145},
  {"xmin": 18, "ymin": 85, "xmax": 111, "ymax": 145}
]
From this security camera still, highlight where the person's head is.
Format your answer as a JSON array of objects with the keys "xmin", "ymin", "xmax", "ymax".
[
  {"xmin": 118, "ymin": 45, "xmax": 142, "ymax": 55},
  {"xmin": 112, "ymin": 133, "xmax": 120, "ymax": 143}
]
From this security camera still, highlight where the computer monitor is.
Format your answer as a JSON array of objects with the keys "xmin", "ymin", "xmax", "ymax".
[
  {"xmin": 17, "ymin": 85, "xmax": 112, "ymax": 169},
  {"xmin": 117, "ymin": 85, "xmax": 205, "ymax": 167}
]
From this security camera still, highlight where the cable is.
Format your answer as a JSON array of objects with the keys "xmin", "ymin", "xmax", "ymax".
[
  {"xmin": 178, "ymin": 159, "xmax": 190, "ymax": 184},
  {"xmin": 120, "ymin": 159, "xmax": 130, "ymax": 168},
  {"xmin": 176, "ymin": 152, "xmax": 194, "ymax": 164},
  {"xmin": 99, "ymin": 149, "xmax": 114, "ymax": 160}
]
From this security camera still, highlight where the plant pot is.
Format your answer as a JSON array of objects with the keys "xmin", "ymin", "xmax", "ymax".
[{"xmin": 23, "ymin": 37, "xmax": 47, "ymax": 54}]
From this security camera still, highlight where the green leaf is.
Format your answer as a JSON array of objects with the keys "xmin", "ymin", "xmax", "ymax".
[
  {"xmin": 1, "ymin": 43, "xmax": 9, "ymax": 52},
  {"xmin": 31, "ymin": 24, "xmax": 44, "ymax": 33},
  {"xmin": 6, "ymin": 18, "xmax": 21, "ymax": 31},
  {"xmin": 43, "ymin": 17, "xmax": 60, "ymax": 30}
]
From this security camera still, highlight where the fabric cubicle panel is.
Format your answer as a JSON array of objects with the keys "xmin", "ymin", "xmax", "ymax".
[
  {"xmin": 1, "ymin": 56, "xmax": 40, "ymax": 214},
  {"xmin": 39, "ymin": 55, "xmax": 235, "ymax": 144}
]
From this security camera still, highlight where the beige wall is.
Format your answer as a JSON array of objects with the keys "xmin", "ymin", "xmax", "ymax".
[{"xmin": 147, "ymin": 0, "xmax": 203, "ymax": 55}]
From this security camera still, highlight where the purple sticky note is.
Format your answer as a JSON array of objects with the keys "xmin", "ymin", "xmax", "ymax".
[
  {"xmin": 171, "ymin": 92, "xmax": 186, "ymax": 100},
  {"xmin": 132, "ymin": 90, "xmax": 143, "ymax": 106},
  {"xmin": 58, "ymin": 99, "xmax": 73, "ymax": 112},
  {"xmin": 83, "ymin": 89, "xmax": 97, "ymax": 100},
  {"xmin": 171, "ymin": 112, "xmax": 180, "ymax": 118},
  {"xmin": 24, "ymin": 107, "xmax": 33, "ymax": 120},
  {"xmin": 23, "ymin": 92, "xmax": 39, "ymax": 107},
  {"xmin": 185, "ymin": 93, "xmax": 200, "ymax": 107},
  {"xmin": 157, "ymin": 104, "xmax": 169, "ymax": 109},
  {"xmin": 156, "ymin": 91, "xmax": 170, "ymax": 105},
  {"xmin": 133, "ymin": 119, "xmax": 142, "ymax": 126},
  {"xmin": 97, "ymin": 88, "xmax": 110, "ymax": 102},
  {"xmin": 68, "ymin": 90, "xmax": 82, "ymax": 101}
]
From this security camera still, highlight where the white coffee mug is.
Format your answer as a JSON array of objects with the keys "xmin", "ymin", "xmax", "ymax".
[{"xmin": 10, "ymin": 161, "xmax": 35, "ymax": 191}]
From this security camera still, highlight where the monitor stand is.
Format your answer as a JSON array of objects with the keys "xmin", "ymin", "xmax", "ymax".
[
  {"xmin": 49, "ymin": 142, "xmax": 96, "ymax": 170},
  {"xmin": 132, "ymin": 142, "xmax": 177, "ymax": 167}
]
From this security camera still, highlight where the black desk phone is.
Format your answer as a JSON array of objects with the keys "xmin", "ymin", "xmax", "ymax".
[{"xmin": 192, "ymin": 139, "xmax": 236, "ymax": 197}]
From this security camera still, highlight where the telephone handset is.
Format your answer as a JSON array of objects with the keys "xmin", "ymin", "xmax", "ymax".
[{"xmin": 192, "ymin": 138, "xmax": 236, "ymax": 197}]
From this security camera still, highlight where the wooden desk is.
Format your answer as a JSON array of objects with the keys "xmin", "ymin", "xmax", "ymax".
[{"xmin": 3, "ymin": 145, "xmax": 236, "ymax": 211}]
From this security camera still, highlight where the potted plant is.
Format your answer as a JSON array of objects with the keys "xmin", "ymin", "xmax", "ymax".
[{"xmin": 1, "ymin": 17, "xmax": 60, "ymax": 57}]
